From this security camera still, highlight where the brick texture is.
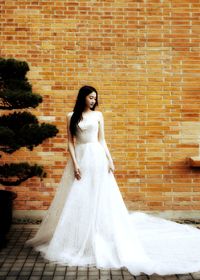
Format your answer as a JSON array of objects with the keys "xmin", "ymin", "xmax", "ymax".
[{"xmin": 0, "ymin": 0, "xmax": 200, "ymax": 212}]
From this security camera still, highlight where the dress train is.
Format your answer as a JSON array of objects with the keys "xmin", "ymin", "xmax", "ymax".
[{"xmin": 26, "ymin": 113, "xmax": 200, "ymax": 276}]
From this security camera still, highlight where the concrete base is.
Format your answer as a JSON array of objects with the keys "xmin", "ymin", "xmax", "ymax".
[
  {"xmin": 13, "ymin": 209, "xmax": 200, "ymax": 221},
  {"xmin": 13, "ymin": 210, "xmax": 46, "ymax": 220},
  {"xmin": 142, "ymin": 210, "xmax": 200, "ymax": 220}
]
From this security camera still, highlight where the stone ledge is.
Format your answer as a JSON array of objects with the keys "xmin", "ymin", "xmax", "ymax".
[{"xmin": 187, "ymin": 156, "xmax": 200, "ymax": 167}]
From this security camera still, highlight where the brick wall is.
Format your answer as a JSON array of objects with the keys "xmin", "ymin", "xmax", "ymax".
[{"xmin": 1, "ymin": 0, "xmax": 200, "ymax": 213}]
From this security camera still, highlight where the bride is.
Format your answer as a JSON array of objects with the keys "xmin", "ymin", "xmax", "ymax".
[{"xmin": 26, "ymin": 85, "xmax": 200, "ymax": 276}]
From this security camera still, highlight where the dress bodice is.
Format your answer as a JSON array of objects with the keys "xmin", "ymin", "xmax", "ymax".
[{"xmin": 75, "ymin": 113, "xmax": 99, "ymax": 144}]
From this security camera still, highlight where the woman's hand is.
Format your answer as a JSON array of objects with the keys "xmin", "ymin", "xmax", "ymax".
[
  {"xmin": 108, "ymin": 160, "xmax": 115, "ymax": 173},
  {"xmin": 74, "ymin": 164, "xmax": 81, "ymax": 180}
]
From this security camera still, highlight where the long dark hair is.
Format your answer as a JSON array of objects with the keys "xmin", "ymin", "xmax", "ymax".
[{"xmin": 70, "ymin": 85, "xmax": 98, "ymax": 136}]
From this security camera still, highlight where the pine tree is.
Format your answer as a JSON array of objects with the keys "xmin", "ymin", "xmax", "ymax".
[{"xmin": 0, "ymin": 57, "xmax": 59, "ymax": 186}]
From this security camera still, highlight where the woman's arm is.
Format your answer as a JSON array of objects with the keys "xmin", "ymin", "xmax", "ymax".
[
  {"xmin": 67, "ymin": 113, "xmax": 81, "ymax": 180},
  {"xmin": 98, "ymin": 112, "xmax": 115, "ymax": 172}
]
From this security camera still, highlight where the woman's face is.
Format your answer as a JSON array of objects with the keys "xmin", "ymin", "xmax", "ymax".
[{"xmin": 85, "ymin": 91, "xmax": 97, "ymax": 110}]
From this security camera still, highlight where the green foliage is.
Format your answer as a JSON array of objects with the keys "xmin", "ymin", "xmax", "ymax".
[
  {"xmin": 0, "ymin": 57, "xmax": 59, "ymax": 186},
  {"xmin": 0, "ymin": 58, "xmax": 29, "ymax": 80},
  {"xmin": 0, "ymin": 89, "xmax": 42, "ymax": 110},
  {"xmin": 0, "ymin": 58, "xmax": 42, "ymax": 109},
  {"xmin": 0, "ymin": 111, "xmax": 38, "ymax": 132},
  {"xmin": 19, "ymin": 122, "xmax": 58, "ymax": 150},
  {"xmin": 0, "ymin": 111, "xmax": 58, "ymax": 154},
  {"xmin": 0, "ymin": 126, "xmax": 20, "ymax": 154},
  {"xmin": 0, "ymin": 163, "xmax": 46, "ymax": 186}
]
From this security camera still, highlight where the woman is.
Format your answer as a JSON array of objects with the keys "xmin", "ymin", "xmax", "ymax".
[{"xmin": 26, "ymin": 85, "xmax": 200, "ymax": 276}]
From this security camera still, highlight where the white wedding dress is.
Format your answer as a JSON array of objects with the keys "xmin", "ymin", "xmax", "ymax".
[{"xmin": 26, "ymin": 113, "xmax": 200, "ymax": 276}]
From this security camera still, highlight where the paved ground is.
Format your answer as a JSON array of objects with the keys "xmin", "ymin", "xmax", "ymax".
[{"xmin": 1, "ymin": 224, "xmax": 200, "ymax": 280}]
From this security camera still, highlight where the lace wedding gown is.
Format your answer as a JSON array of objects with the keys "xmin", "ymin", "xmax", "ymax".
[{"xmin": 26, "ymin": 113, "xmax": 200, "ymax": 276}]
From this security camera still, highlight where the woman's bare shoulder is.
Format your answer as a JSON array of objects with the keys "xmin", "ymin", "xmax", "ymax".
[
  {"xmin": 67, "ymin": 111, "xmax": 73, "ymax": 118},
  {"xmin": 95, "ymin": 110, "xmax": 103, "ymax": 116},
  {"xmin": 66, "ymin": 112, "xmax": 73, "ymax": 122},
  {"xmin": 95, "ymin": 110, "xmax": 103, "ymax": 120}
]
